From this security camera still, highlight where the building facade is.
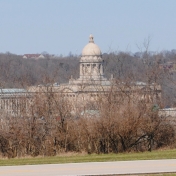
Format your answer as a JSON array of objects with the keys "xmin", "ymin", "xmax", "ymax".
[{"xmin": 0, "ymin": 35, "xmax": 162, "ymax": 117}]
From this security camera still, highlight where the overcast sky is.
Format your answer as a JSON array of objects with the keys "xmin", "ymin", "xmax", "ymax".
[{"xmin": 0, "ymin": 0, "xmax": 176, "ymax": 55}]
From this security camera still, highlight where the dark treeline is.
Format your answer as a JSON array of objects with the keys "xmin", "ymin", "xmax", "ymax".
[{"xmin": 0, "ymin": 53, "xmax": 79, "ymax": 87}]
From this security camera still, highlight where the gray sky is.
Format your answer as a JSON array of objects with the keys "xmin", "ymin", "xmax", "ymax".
[{"xmin": 0, "ymin": 0, "xmax": 176, "ymax": 55}]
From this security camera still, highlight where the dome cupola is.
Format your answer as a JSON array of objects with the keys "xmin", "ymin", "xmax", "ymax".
[
  {"xmin": 69, "ymin": 34, "xmax": 109, "ymax": 85},
  {"xmin": 82, "ymin": 35, "xmax": 102, "ymax": 56}
]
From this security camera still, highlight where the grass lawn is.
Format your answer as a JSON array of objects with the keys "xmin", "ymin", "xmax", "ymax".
[
  {"xmin": 117, "ymin": 174, "xmax": 176, "ymax": 176},
  {"xmin": 0, "ymin": 149, "xmax": 176, "ymax": 166}
]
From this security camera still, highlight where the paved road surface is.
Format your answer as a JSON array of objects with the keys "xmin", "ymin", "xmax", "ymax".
[{"xmin": 0, "ymin": 159, "xmax": 176, "ymax": 176}]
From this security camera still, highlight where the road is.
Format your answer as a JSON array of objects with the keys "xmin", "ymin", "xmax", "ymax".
[{"xmin": 0, "ymin": 159, "xmax": 176, "ymax": 176}]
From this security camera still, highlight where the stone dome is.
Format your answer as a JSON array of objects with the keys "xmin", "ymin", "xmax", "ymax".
[{"xmin": 82, "ymin": 35, "xmax": 102, "ymax": 56}]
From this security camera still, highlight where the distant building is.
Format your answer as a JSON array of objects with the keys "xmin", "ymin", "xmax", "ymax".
[
  {"xmin": 159, "ymin": 107, "xmax": 176, "ymax": 117},
  {"xmin": 0, "ymin": 89, "xmax": 31, "ymax": 116},
  {"xmin": 1, "ymin": 35, "xmax": 162, "ymax": 117},
  {"xmin": 23, "ymin": 54, "xmax": 45, "ymax": 59},
  {"xmin": 159, "ymin": 108, "xmax": 176, "ymax": 127},
  {"xmin": 28, "ymin": 35, "xmax": 162, "ymax": 115}
]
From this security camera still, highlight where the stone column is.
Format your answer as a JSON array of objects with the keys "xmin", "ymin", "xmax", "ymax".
[
  {"xmin": 4, "ymin": 100, "xmax": 6, "ymax": 110},
  {"xmin": 3, "ymin": 100, "xmax": 5, "ymax": 109},
  {"xmin": 7, "ymin": 99, "xmax": 9, "ymax": 110},
  {"xmin": 100, "ymin": 64, "xmax": 103, "ymax": 75},
  {"xmin": 80, "ymin": 64, "xmax": 82, "ymax": 76},
  {"xmin": 0, "ymin": 99, "xmax": 1, "ymax": 110}
]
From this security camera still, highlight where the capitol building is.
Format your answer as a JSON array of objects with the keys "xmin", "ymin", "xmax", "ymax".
[{"xmin": 0, "ymin": 35, "xmax": 161, "ymax": 117}]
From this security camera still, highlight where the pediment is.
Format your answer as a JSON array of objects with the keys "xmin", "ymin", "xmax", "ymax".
[{"xmin": 61, "ymin": 87, "xmax": 74, "ymax": 93}]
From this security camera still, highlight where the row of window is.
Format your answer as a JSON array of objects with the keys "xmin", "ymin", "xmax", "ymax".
[
  {"xmin": 62, "ymin": 94, "xmax": 76, "ymax": 98},
  {"xmin": 82, "ymin": 64, "xmax": 101, "ymax": 68},
  {"xmin": 61, "ymin": 93, "xmax": 109, "ymax": 98}
]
